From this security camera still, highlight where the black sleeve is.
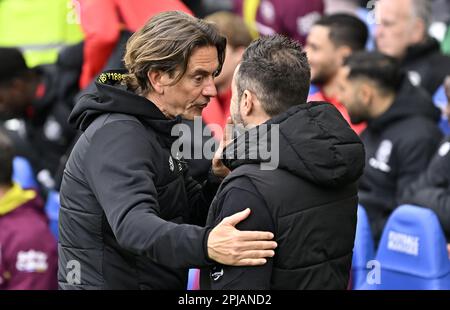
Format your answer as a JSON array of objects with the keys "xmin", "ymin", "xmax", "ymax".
[
  {"xmin": 84, "ymin": 121, "xmax": 212, "ymax": 269},
  {"xmin": 395, "ymin": 135, "xmax": 441, "ymax": 201},
  {"xmin": 208, "ymin": 177, "xmax": 275, "ymax": 290},
  {"xmin": 401, "ymin": 140, "xmax": 450, "ymax": 240}
]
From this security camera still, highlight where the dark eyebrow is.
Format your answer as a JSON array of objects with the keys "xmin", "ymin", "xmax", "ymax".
[{"xmin": 191, "ymin": 69, "xmax": 214, "ymax": 76}]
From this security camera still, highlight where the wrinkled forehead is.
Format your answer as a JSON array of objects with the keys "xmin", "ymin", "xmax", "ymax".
[
  {"xmin": 377, "ymin": 0, "xmax": 414, "ymax": 21},
  {"xmin": 186, "ymin": 46, "xmax": 220, "ymax": 75}
]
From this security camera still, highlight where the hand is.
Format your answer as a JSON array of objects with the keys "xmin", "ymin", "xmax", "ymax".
[
  {"xmin": 207, "ymin": 208, "xmax": 277, "ymax": 266},
  {"xmin": 211, "ymin": 117, "xmax": 233, "ymax": 179}
]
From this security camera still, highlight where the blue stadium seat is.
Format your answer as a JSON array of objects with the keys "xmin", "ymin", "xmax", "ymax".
[
  {"xmin": 45, "ymin": 190, "xmax": 60, "ymax": 240},
  {"xmin": 12, "ymin": 156, "xmax": 38, "ymax": 189},
  {"xmin": 352, "ymin": 205, "xmax": 376, "ymax": 289},
  {"xmin": 361, "ymin": 205, "xmax": 450, "ymax": 290}
]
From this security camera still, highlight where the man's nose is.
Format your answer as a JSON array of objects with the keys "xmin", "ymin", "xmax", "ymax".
[{"xmin": 203, "ymin": 77, "xmax": 217, "ymax": 98}]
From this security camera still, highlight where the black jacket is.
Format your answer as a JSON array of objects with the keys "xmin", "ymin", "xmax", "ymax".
[
  {"xmin": 58, "ymin": 71, "xmax": 218, "ymax": 290},
  {"xmin": 358, "ymin": 79, "xmax": 443, "ymax": 243},
  {"xmin": 402, "ymin": 37, "xmax": 450, "ymax": 95},
  {"xmin": 400, "ymin": 137, "xmax": 450, "ymax": 241},
  {"xmin": 201, "ymin": 102, "xmax": 365, "ymax": 290}
]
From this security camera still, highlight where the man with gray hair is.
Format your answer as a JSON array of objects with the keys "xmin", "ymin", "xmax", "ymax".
[{"xmin": 375, "ymin": 0, "xmax": 450, "ymax": 95}]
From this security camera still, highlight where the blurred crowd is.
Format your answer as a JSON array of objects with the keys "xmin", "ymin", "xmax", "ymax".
[{"xmin": 1, "ymin": 0, "xmax": 450, "ymax": 290}]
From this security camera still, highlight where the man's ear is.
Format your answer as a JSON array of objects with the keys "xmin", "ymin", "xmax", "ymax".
[
  {"xmin": 336, "ymin": 46, "xmax": 353, "ymax": 66},
  {"xmin": 359, "ymin": 82, "xmax": 373, "ymax": 108},
  {"xmin": 148, "ymin": 71, "xmax": 172, "ymax": 95},
  {"xmin": 410, "ymin": 18, "xmax": 426, "ymax": 44},
  {"xmin": 241, "ymin": 90, "xmax": 255, "ymax": 116},
  {"xmin": 232, "ymin": 46, "xmax": 246, "ymax": 64}
]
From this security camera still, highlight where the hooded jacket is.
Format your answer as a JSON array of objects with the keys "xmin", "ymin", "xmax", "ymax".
[
  {"xmin": 400, "ymin": 137, "xmax": 450, "ymax": 241},
  {"xmin": 402, "ymin": 37, "xmax": 450, "ymax": 95},
  {"xmin": 58, "ymin": 71, "xmax": 219, "ymax": 290},
  {"xmin": 358, "ymin": 78, "xmax": 443, "ymax": 243},
  {"xmin": 0, "ymin": 183, "xmax": 57, "ymax": 290},
  {"xmin": 201, "ymin": 101, "xmax": 365, "ymax": 290}
]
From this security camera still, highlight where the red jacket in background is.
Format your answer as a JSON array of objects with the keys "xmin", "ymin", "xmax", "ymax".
[
  {"xmin": 309, "ymin": 91, "xmax": 367, "ymax": 135},
  {"xmin": 0, "ymin": 184, "xmax": 57, "ymax": 290},
  {"xmin": 78, "ymin": 0, "xmax": 192, "ymax": 88}
]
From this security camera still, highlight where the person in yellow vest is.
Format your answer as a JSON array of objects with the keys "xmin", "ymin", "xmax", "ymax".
[{"xmin": 0, "ymin": 0, "xmax": 83, "ymax": 67}]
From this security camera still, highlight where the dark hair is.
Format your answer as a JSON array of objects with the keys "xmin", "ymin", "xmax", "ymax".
[
  {"xmin": 0, "ymin": 47, "xmax": 29, "ymax": 85},
  {"xmin": 315, "ymin": 14, "xmax": 368, "ymax": 51},
  {"xmin": 123, "ymin": 11, "xmax": 227, "ymax": 95},
  {"xmin": 0, "ymin": 131, "xmax": 14, "ymax": 186},
  {"xmin": 236, "ymin": 35, "xmax": 310, "ymax": 116},
  {"xmin": 344, "ymin": 51, "xmax": 403, "ymax": 93}
]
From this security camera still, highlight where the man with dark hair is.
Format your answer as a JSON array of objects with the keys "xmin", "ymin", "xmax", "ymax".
[
  {"xmin": 338, "ymin": 51, "xmax": 443, "ymax": 243},
  {"xmin": 0, "ymin": 46, "xmax": 81, "ymax": 190},
  {"xmin": 376, "ymin": 0, "xmax": 450, "ymax": 95},
  {"xmin": 201, "ymin": 35, "xmax": 365, "ymax": 290},
  {"xmin": 306, "ymin": 13, "xmax": 369, "ymax": 134},
  {"xmin": 0, "ymin": 131, "xmax": 58, "ymax": 290},
  {"xmin": 59, "ymin": 11, "xmax": 276, "ymax": 290}
]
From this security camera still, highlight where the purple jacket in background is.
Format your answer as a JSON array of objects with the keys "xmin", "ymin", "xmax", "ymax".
[
  {"xmin": 0, "ymin": 191, "xmax": 57, "ymax": 290},
  {"xmin": 234, "ymin": 0, "xmax": 324, "ymax": 45}
]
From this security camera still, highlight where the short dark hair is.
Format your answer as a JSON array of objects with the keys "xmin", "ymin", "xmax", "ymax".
[
  {"xmin": 0, "ymin": 47, "xmax": 29, "ymax": 85},
  {"xmin": 315, "ymin": 14, "xmax": 368, "ymax": 51},
  {"xmin": 344, "ymin": 51, "xmax": 403, "ymax": 93},
  {"xmin": 0, "ymin": 131, "xmax": 14, "ymax": 186},
  {"xmin": 123, "ymin": 11, "xmax": 227, "ymax": 95},
  {"xmin": 236, "ymin": 35, "xmax": 310, "ymax": 117}
]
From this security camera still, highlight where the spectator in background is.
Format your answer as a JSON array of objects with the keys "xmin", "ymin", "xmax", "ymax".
[
  {"xmin": 0, "ymin": 47, "xmax": 81, "ymax": 191},
  {"xmin": 203, "ymin": 11, "xmax": 253, "ymax": 139},
  {"xmin": 338, "ymin": 52, "xmax": 443, "ymax": 243},
  {"xmin": 305, "ymin": 14, "xmax": 368, "ymax": 134},
  {"xmin": 77, "ymin": 0, "xmax": 192, "ymax": 89},
  {"xmin": 375, "ymin": 0, "xmax": 450, "ymax": 95},
  {"xmin": 234, "ymin": 0, "xmax": 324, "ymax": 45},
  {"xmin": 0, "ymin": 131, "xmax": 57, "ymax": 290},
  {"xmin": 400, "ymin": 76, "xmax": 450, "ymax": 251}
]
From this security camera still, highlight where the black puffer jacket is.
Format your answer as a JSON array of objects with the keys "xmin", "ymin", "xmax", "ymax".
[
  {"xmin": 358, "ymin": 78, "xmax": 442, "ymax": 243},
  {"xmin": 58, "ymin": 71, "xmax": 218, "ymax": 290},
  {"xmin": 201, "ymin": 101, "xmax": 365, "ymax": 290}
]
